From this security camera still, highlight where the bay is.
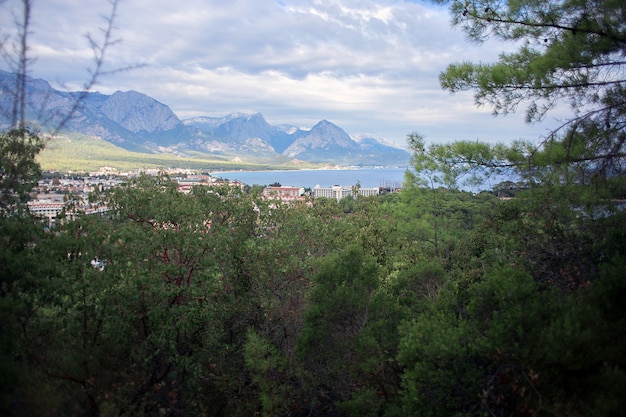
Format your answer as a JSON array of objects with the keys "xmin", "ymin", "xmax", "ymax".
[{"xmin": 213, "ymin": 167, "xmax": 409, "ymax": 189}]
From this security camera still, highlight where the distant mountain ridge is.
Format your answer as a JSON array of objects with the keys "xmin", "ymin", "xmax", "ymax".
[{"xmin": 0, "ymin": 70, "xmax": 410, "ymax": 166}]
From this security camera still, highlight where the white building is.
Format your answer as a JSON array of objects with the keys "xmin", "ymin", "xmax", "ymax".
[
  {"xmin": 262, "ymin": 186, "xmax": 305, "ymax": 202},
  {"xmin": 313, "ymin": 185, "xmax": 379, "ymax": 201},
  {"xmin": 27, "ymin": 201, "xmax": 65, "ymax": 222},
  {"xmin": 28, "ymin": 200, "xmax": 110, "ymax": 225}
]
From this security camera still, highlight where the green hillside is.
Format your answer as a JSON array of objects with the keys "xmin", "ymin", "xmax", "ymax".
[{"xmin": 36, "ymin": 133, "xmax": 315, "ymax": 172}]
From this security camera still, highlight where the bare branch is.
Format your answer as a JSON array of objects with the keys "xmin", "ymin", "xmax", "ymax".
[
  {"xmin": 53, "ymin": 0, "xmax": 144, "ymax": 134},
  {"xmin": 0, "ymin": 0, "xmax": 34, "ymax": 132}
]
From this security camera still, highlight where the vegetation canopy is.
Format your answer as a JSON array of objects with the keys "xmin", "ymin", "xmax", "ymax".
[
  {"xmin": 0, "ymin": 0, "xmax": 625, "ymax": 416},
  {"xmin": 433, "ymin": 0, "xmax": 626, "ymax": 198}
]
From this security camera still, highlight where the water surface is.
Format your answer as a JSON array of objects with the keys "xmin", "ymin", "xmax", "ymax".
[{"xmin": 213, "ymin": 167, "xmax": 409, "ymax": 189}]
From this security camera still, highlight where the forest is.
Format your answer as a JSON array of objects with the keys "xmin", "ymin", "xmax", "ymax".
[
  {"xmin": 0, "ymin": 157, "xmax": 624, "ymax": 417},
  {"xmin": 1, "ymin": 0, "xmax": 625, "ymax": 415}
]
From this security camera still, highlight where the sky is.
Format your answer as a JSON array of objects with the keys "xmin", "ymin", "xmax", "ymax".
[{"xmin": 1, "ymin": 0, "xmax": 562, "ymax": 148}]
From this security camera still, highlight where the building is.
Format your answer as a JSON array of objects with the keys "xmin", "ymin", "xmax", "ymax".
[
  {"xmin": 313, "ymin": 185, "xmax": 379, "ymax": 201},
  {"xmin": 28, "ymin": 199, "xmax": 110, "ymax": 226},
  {"xmin": 27, "ymin": 201, "xmax": 65, "ymax": 223},
  {"xmin": 262, "ymin": 186, "xmax": 305, "ymax": 202},
  {"xmin": 176, "ymin": 175, "xmax": 214, "ymax": 193}
]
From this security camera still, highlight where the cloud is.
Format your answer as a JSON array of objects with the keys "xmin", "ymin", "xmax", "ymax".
[{"xmin": 0, "ymin": 0, "xmax": 559, "ymax": 147}]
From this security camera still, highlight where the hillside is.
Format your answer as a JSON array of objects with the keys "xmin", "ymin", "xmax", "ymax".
[{"xmin": 36, "ymin": 133, "xmax": 316, "ymax": 172}]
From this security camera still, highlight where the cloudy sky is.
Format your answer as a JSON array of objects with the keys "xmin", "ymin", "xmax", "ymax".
[{"xmin": 1, "ymin": 0, "xmax": 561, "ymax": 147}]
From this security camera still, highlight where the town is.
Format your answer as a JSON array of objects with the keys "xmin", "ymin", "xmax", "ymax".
[{"xmin": 27, "ymin": 167, "xmax": 401, "ymax": 226}]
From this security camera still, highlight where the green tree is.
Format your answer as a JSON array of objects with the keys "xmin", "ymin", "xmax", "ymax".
[
  {"xmin": 344, "ymin": 195, "xmax": 401, "ymax": 269},
  {"xmin": 0, "ymin": 207, "xmax": 48, "ymax": 415},
  {"xmin": 397, "ymin": 247, "xmax": 626, "ymax": 417},
  {"xmin": 105, "ymin": 175, "xmax": 264, "ymax": 416},
  {"xmin": 17, "ymin": 175, "xmax": 276, "ymax": 416},
  {"xmin": 295, "ymin": 245, "xmax": 405, "ymax": 416},
  {"xmin": 398, "ymin": 12, "xmax": 626, "ymax": 401},
  {"xmin": 0, "ymin": 128, "xmax": 43, "ymax": 209},
  {"xmin": 400, "ymin": 136, "xmax": 499, "ymax": 262},
  {"xmin": 10, "ymin": 176, "xmax": 225, "ymax": 416},
  {"xmin": 432, "ymin": 0, "xmax": 626, "ymax": 198},
  {"xmin": 297, "ymin": 246, "xmax": 379, "ymax": 406}
]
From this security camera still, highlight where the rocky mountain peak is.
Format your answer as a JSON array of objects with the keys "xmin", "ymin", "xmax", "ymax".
[
  {"xmin": 0, "ymin": 71, "xmax": 410, "ymax": 165},
  {"xmin": 100, "ymin": 91, "xmax": 182, "ymax": 133}
]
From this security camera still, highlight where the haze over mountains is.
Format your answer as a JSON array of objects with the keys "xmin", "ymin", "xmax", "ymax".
[{"xmin": 0, "ymin": 70, "xmax": 410, "ymax": 166}]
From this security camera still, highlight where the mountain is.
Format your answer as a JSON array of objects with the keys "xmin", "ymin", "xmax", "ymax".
[
  {"xmin": 352, "ymin": 134, "xmax": 415, "ymax": 166},
  {"xmin": 0, "ymin": 70, "xmax": 410, "ymax": 166},
  {"xmin": 283, "ymin": 120, "xmax": 359, "ymax": 160},
  {"xmin": 0, "ymin": 71, "xmax": 190, "ymax": 152},
  {"xmin": 183, "ymin": 112, "xmax": 294, "ymax": 155}
]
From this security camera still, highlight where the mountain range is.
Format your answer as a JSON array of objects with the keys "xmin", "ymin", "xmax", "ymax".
[{"xmin": 0, "ymin": 70, "xmax": 410, "ymax": 166}]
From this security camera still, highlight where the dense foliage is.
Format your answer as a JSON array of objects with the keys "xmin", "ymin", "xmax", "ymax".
[
  {"xmin": 433, "ymin": 0, "xmax": 626, "ymax": 201},
  {"xmin": 1, "ymin": 0, "xmax": 624, "ymax": 415},
  {"xmin": 0, "ymin": 128, "xmax": 43, "ymax": 210},
  {"xmin": 0, "ymin": 168, "xmax": 624, "ymax": 416}
]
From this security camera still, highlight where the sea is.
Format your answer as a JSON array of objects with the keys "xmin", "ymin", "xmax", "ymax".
[{"xmin": 212, "ymin": 167, "xmax": 409, "ymax": 189}]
